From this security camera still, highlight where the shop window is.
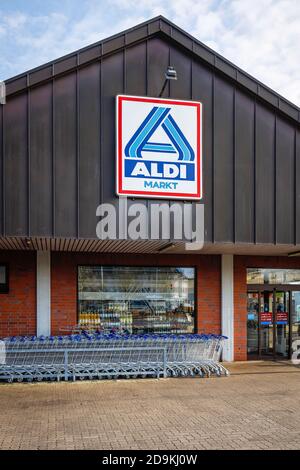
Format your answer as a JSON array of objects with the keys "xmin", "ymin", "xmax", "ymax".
[
  {"xmin": 78, "ymin": 266, "xmax": 195, "ymax": 334},
  {"xmin": 0, "ymin": 265, "xmax": 8, "ymax": 293}
]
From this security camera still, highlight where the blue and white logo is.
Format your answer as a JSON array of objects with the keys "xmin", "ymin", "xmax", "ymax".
[
  {"xmin": 125, "ymin": 106, "xmax": 195, "ymax": 160},
  {"xmin": 117, "ymin": 95, "xmax": 202, "ymax": 199}
]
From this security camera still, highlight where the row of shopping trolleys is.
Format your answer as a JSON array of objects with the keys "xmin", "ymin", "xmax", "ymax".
[{"xmin": 0, "ymin": 333, "xmax": 229, "ymax": 383}]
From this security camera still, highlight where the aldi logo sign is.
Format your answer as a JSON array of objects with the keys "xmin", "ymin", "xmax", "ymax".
[{"xmin": 116, "ymin": 95, "xmax": 202, "ymax": 200}]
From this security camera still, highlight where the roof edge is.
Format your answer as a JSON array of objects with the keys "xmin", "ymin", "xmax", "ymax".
[
  {"xmin": 3, "ymin": 15, "xmax": 300, "ymax": 125},
  {"xmin": 4, "ymin": 15, "xmax": 164, "ymax": 85}
]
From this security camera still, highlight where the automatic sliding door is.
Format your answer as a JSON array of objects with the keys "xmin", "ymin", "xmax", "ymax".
[
  {"xmin": 275, "ymin": 291, "xmax": 289, "ymax": 358},
  {"xmin": 260, "ymin": 291, "xmax": 274, "ymax": 356},
  {"xmin": 247, "ymin": 293, "xmax": 259, "ymax": 357}
]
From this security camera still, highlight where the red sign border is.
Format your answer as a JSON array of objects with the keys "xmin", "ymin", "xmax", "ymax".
[{"xmin": 116, "ymin": 95, "xmax": 202, "ymax": 200}]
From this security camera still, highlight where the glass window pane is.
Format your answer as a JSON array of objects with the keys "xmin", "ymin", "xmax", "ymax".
[
  {"xmin": 247, "ymin": 293, "xmax": 259, "ymax": 355},
  {"xmin": 247, "ymin": 268, "xmax": 300, "ymax": 285},
  {"xmin": 291, "ymin": 292, "xmax": 300, "ymax": 344},
  {"xmin": 78, "ymin": 266, "xmax": 195, "ymax": 334},
  {"xmin": 247, "ymin": 269, "xmax": 264, "ymax": 284},
  {"xmin": 275, "ymin": 291, "xmax": 289, "ymax": 357},
  {"xmin": 0, "ymin": 266, "xmax": 6, "ymax": 284}
]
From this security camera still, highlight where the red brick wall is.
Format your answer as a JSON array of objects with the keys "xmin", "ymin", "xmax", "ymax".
[
  {"xmin": 234, "ymin": 256, "xmax": 300, "ymax": 361},
  {"xmin": 0, "ymin": 251, "xmax": 36, "ymax": 338},
  {"xmin": 197, "ymin": 255, "xmax": 221, "ymax": 334},
  {"xmin": 51, "ymin": 252, "xmax": 222, "ymax": 336},
  {"xmin": 2, "ymin": 249, "xmax": 299, "ymax": 361}
]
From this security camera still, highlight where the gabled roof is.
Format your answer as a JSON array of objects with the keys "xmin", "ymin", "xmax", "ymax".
[{"xmin": 4, "ymin": 15, "xmax": 300, "ymax": 125}]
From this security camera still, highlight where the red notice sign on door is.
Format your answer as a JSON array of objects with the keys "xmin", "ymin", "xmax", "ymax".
[
  {"xmin": 276, "ymin": 312, "xmax": 288, "ymax": 325},
  {"xmin": 260, "ymin": 312, "xmax": 273, "ymax": 325}
]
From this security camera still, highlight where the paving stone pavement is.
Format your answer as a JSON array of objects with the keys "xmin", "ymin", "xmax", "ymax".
[{"xmin": 0, "ymin": 361, "xmax": 300, "ymax": 450}]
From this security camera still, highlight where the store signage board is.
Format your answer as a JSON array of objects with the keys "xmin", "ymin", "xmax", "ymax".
[{"xmin": 116, "ymin": 95, "xmax": 202, "ymax": 200}]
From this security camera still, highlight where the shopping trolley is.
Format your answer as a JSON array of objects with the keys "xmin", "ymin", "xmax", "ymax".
[{"xmin": 0, "ymin": 333, "xmax": 229, "ymax": 383}]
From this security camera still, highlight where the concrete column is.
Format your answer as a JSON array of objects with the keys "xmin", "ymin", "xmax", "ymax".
[
  {"xmin": 36, "ymin": 251, "xmax": 51, "ymax": 336},
  {"xmin": 221, "ymin": 254, "xmax": 234, "ymax": 361}
]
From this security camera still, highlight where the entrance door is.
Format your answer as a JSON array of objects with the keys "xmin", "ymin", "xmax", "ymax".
[
  {"xmin": 259, "ymin": 291, "xmax": 274, "ymax": 357},
  {"xmin": 274, "ymin": 291, "xmax": 289, "ymax": 358},
  {"xmin": 247, "ymin": 289, "xmax": 290, "ymax": 359},
  {"xmin": 247, "ymin": 293, "xmax": 259, "ymax": 357}
]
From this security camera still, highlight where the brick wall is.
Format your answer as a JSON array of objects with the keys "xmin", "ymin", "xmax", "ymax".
[
  {"xmin": 3, "ymin": 249, "xmax": 299, "ymax": 362},
  {"xmin": 0, "ymin": 250, "xmax": 221, "ymax": 339},
  {"xmin": 234, "ymin": 255, "xmax": 300, "ymax": 361},
  {"xmin": 0, "ymin": 251, "xmax": 36, "ymax": 337},
  {"xmin": 51, "ymin": 252, "xmax": 222, "ymax": 336}
]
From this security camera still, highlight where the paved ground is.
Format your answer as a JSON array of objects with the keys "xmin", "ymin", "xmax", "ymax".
[{"xmin": 0, "ymin": 361, "xmax": 300, "ymax": 450}]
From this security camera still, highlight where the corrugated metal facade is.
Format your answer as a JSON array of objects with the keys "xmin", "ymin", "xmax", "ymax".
[{"xmin": 1, "ymin": 16, "xmax": 300, "ymax": 247}]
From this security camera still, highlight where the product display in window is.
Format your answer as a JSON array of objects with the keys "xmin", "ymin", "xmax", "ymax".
[{"xmin": 78, "ymin": 266, "xmax": 195, "ymax": 334}]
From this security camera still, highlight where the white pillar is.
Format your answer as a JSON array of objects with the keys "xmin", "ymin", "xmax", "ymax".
[
  {"xmin": 221, "ymin": 254, "xmax": 234, "ymax": 361},
  {"xmin": 36, "ymin": 251, "xmax": 51, "ymax": 336}
]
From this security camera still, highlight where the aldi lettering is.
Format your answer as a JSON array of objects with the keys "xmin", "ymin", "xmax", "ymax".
[
  {"xmin": 116, "ymin": 95, "xmax": 202, "ymax": 200},
  {"xmin": 144, "ymin": 181, "xmax": 178, "ymax": 190},
  {"xmin": 125, "ymin": 161, "xmax": 194, "ymax": 180}
]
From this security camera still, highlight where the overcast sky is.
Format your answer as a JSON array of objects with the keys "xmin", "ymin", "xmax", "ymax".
[{"xmin": 0, "ymin": 0, "xmax": 299, "ymax": 106}]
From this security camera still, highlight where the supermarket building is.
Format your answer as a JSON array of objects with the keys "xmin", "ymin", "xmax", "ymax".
[{"xmin": 0, "ymin": 16, "xmax": 300, "ymax": 362}]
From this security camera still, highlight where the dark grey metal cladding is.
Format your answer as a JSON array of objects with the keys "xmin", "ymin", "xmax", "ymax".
[
  {"xmin": 255, "ymin": 104, "xmax": 276, "ymax": 243},
  {"xmin": 78, "ymin": 62, "xmax": 101, "ymax": 238},
  {"xmin": 101, "ymin": 51, "xmax": 123, "ymax": 210},
  {"xmin": 30, "ymin": 83, "xmax": 53, "ymax": 235},
  {"xmin": 192, "ymin": 60, "xmax": 213, "ymax": 243},
  {"xmin": 234, "ymin": 89, "xmax": 255, "ymax": 243},
  {"xmin": 125, "ymin": 42, "xmax": 147, "ymax": 96},
  {"xmin": 100, "ymin": 50, "xmax": 125, "ymax": 240},
  {"xmin": 213, "ymin": 75, "xmax": 234, "ymax": 242},
  {"xmin": 0, "ymin": 33, "xmax": 299, "ymax": 246},
  {"xmin": 4, "ymin": 93, "xmax": 28, "ymax": 236},
  {"xmin": 276, "ymin": 117, "xmax": 295, "ymax": 244},
  {"xmin": 54, "ymin": 73, "xmax": 77, "ymax": 237}
]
